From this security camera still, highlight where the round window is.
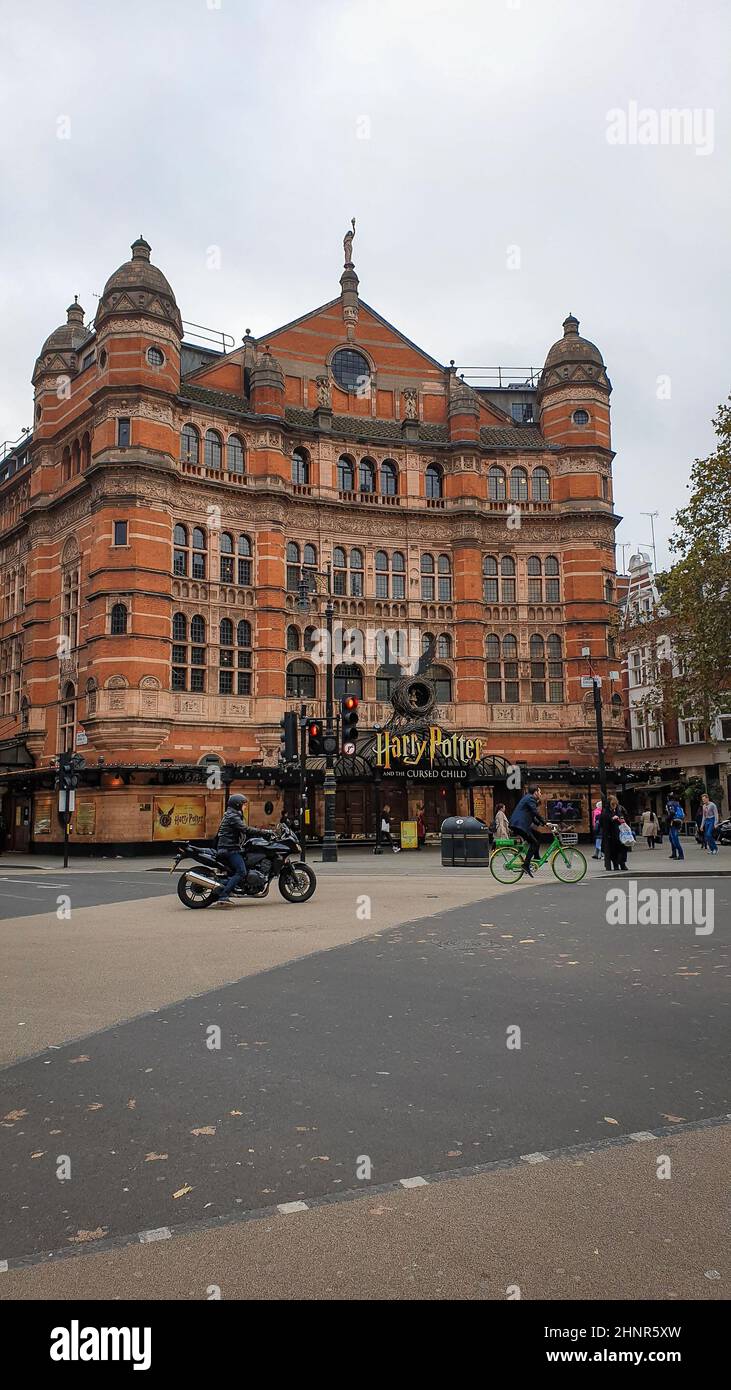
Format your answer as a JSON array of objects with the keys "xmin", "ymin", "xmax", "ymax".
[
  {"xmin": 147, "ymin": 345, "xmax": 164, "ymax": 367},
  {"xmin": 331, "ymin": 348, "xmax": 370, "ymax": 393},
  {"xmin": 572, "ymin": 409, "xmax": 589, "ymax": 426}
]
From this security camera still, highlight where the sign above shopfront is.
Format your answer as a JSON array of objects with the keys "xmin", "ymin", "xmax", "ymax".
[{"xmin": 373, "ymin": 726, "xmax": 484, "ymax": 772}]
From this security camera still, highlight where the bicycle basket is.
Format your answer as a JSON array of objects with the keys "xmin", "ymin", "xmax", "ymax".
[{"xmin": 558, "ymin": 831, "xmax": 579, "ymax": 847}]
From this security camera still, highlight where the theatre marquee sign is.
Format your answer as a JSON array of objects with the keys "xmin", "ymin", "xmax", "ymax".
[{"xmin": 373, "ymin": 726, "xmax": 484, "ymax": 775}]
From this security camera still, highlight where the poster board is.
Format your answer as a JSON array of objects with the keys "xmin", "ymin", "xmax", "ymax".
[
  {"xmin": 152, "ymin": 796, "xmax": 206, "ymax": 841},
  {"xmin": 400, "ymin": 819, "xmax": 418, "ymax": 849}
]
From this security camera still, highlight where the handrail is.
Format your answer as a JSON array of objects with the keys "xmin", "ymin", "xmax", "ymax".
[{"xmin": 182, "ymin": 320, "xmax": 235, "ymax": 352}]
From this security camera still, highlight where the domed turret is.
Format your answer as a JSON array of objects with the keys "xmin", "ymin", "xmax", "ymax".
[
  {"xmin": 250, "ymin": 346, "xmax": 285, "ymax": 417},
  {"xmin": 32, "ymin": 298, "xmax": 89, "ymax": 386},
  {"xmin": 539, "ymin": 314, "xmax": 610, "ymax": 393},
  {"xmin": 537, "ymin": 313, "xmax": 612, "ymax": 448},
  {"xmin": 95, "ymin": 237, "xmax": 182, "ymax": 336}
]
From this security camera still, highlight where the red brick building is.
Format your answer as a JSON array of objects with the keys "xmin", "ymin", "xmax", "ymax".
[{"xmin": 0, "ymin": 233, "xmax": 627, "ymax": 851}]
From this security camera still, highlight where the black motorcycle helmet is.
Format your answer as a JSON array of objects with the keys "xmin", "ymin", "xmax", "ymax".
[{"xmin": 227, "ymin": 793, "xmax": 247, "ymax": 810}]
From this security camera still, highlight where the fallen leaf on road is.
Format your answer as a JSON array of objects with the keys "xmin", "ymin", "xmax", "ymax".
[
  {"xmin": 69, "ymin": 1227, "xmax": 108, "ymax": 1243},
  {"xmin": 447, "ymin": 1150, "xmax": 462, "ymax": 1158},
  {"xmin": 86, "ymin": 1103, "xmax": 103, "ymax": 1111},
  {"xmin": 2, "ymin": 1110, "xmax": 27, "ymax": 1123},
  {"xmin": 603, "ymin": 1117, "xmax": 619, "ymax": 1125},
  {"xmin": 229, "ymin": 1110, "xmax": 243, "ymax": 1117},
  {"xmin": 69, "ymin": 1056, "xmax": 90, "ymax": 1064},
  {"xmin": 661, "ymin": 1114, "xmax": 686, "ymax": 1123},
  {"xmin": 127, "ymin": 1099, "xmax": 136, "ymax": 1110},
  {"xmin": 519, "ymin": 939, "xmax": 535, "ymax": 944},
  {"xmin": 144, "ymin": 1153, "xmax": 168, "ymax": 1162},
  {"xmin": 172, "ymin": 1185, "xmax": 193, "ymax": 1199},
  {"xmin": 190, "ymin": 1126, "xmax": 216, "ymax": 1136},
  {"xmin": 31, "ymin": 1151, "xmax": 45, "ymax": 1159}
]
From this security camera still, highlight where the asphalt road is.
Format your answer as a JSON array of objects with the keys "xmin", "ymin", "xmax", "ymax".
[
  {"xmin": 0, "ymin": 869, "xmax": 178, "ymax": 919},
  {"xmin": 1, "ymin": 874, "xmax": 728, "ymax": 1265}
]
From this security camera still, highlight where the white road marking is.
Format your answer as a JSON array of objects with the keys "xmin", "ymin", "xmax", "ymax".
[
  {"xmin": 400, "ymin": 1176, "xmax": 428, "ymax": 1188},
  {"xmin": 277, "ymin": 1201, "xmax": 309, "ymax": 1214},
  {"xmin": 0, "ymin": 890, "xmax": 47, "ymax": 901},
  {"xmin": 139, "ymin": 1227, "xmax": 172, "ymax": 1243}
]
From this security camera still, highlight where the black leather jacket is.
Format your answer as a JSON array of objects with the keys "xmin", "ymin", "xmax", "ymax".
[{"xmin": 217, "ymin": 808, "xmax": 252, "ymax": 852}]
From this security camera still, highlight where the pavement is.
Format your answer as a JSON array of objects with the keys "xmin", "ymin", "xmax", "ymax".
[{"xmin": 0, "ymin": 858, "xmax": 728, "ymax": 1300}]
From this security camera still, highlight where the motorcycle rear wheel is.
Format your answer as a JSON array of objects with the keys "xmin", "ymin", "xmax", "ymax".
[
  {"xmin": 177, "ymin": 872, "xmax": 218, "ymax": 909},
  {"xmin": 278, "ymin": 862, "xmax": 317, "ymax": 903}
]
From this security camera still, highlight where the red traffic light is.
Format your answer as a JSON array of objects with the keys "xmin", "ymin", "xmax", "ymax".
[
  {"xmin": 308, "ymin": 721, "xmax": 320, "ymax": 735},
  {"xmin": 342, "ymin": 695, "xmax": 359, "ymax": 712}
]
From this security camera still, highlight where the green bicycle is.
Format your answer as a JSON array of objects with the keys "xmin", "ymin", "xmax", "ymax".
[{"xmin": 489, "ymin": 824, "xmax": 587, "ymax": 884}]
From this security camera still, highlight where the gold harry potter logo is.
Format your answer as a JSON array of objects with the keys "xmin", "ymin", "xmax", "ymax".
[{"xmin": 374, "ymin": 726, "xmax": 483, "ymax": 770}]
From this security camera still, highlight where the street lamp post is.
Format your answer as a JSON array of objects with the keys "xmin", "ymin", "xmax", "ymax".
[
  {"xmin": 582, "ymin": 646, "xmax": 608, "ymax": 804},
  {"xmin": 300, "ymin": 564, "xmax": 338, "ymax": 863}
]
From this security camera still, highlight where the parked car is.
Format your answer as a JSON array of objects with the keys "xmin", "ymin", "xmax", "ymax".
[{"xmin": 715, "ymin": 819, "xmax": 731, "ymax": 846}]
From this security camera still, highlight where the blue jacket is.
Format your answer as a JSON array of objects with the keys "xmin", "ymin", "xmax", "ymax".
[{"xmin": 509, "ymin": 794, "xmax": 545, "ymax": 834}]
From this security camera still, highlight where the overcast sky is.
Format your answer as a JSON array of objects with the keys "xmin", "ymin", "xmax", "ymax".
[{"xmin": 1, "ymin": 0, "xmax": 728, "ymax": 569}]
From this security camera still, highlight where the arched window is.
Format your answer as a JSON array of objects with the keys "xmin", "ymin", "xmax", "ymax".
[
  {"xmin": 437, "ymin": 554, "xmax": 452, "ymax": 601},
  {"xmin": 426, "ymin": 464, "xmax": 443, "ymax": 500},
  {"xmin": 192, "ymin": 528, "xmax": 206, "ymax": 578},
  {"xmin": 304, "ymin": 626, "xmax": 316, "ymax": 653},
  {"xmin": 532, "ymin": 467, "xmax": 550, "ymax": 502},
  {"xmin": 227, "ymin": 435, "xmax": 245, "ymax": 474},
  {"xmin": 303, "ymin": 544, "xmax": 318, "ymax": 592},
  {"xmin": 334, "ymin": 663, "xmax": 363, "ymax": 699},
  {"xmin": 218, "ymin": 619, "xmax": 234, "ymax": 694},
  {"xmin": 530, "ymin": 634, "xmax": 546, "ymax": 703},
  {"xmin": 110, "ymin": 602, "xmax": 128, "ymax": 635},
  {"xmin": 237, "ymin": 620, "xmax": 252, "ymax": 694},
  {"xmin": 375, "ymin": 551, "xmax": 389, "ymax": 599},
  {"xmin": 173, "ymin": 524, "xmax": 188, "ymax": 575},
  {"xmin": 376, "ymin": 664, "xmax": 399, "ymax": 701},
  {"xmin": 436, "ymin": 633, "xmax": 452, "ymax": 659},
  {"xmin": 237, "ymin": 534, "xmax": 253, "ymax": 586},
  {"xmin": 191, "ymin": 614, "xmax": 206, "ymax": 644},
  {"xmin": 333, "ymin": 546, "xmax": 347, "ymax": 595},
  {"xmin": 527, "ymin": 555, "xmax": 542, "ymax": 602},
  {"xmin": 71, "ymin": 439, "xmax": 80, "ymax": 475},
  {"xmin": 204, "ymin": 430, "xmax": 222, "ymax": 471},
  {"xmin": 483, "ymin": 555, "xmax": 498, "ymax": 602},
  {"xmin": 337, "ymin": 455, "xmax": 355, "ymax": 492},
  {"xmin": 510, "ymin": 466, "xmax": 528, "ymax": 502},
  {"xmin": 220, "ymin": 618, "xmax": 233, "ymax": 646},
  {"xmin": 81, "ymin": 432, "xmax": 91, "ymax": 470},
  {"xmin": 286, "ymin": 542, "xmax": 300, "ymax": 591},
  {"xmin": 181, "ymin": 425, "xmax": 199, "ymax": 465},
  {"xmin": 286, "ymin": 659, "xmax": 316, "ymax": 699},
  {"xmin": 547, "ymin": 633, "xmax": 564, "ymax": 702},
  {"xmin": 359, "ymin": 458, "xmax": 375, "ymax": 493},
  {"xmin": 287, "ymin": 624, "xmax": 300, "ymax": 652},
  {"xmin": 61, "ymin": 564, "xmax": 80, "ymax": 650},
  {"xmin": 220, "ymin": 532, "xmax": 234, "ymax": 583},
  {"xmin": 62, "ymin": 446, "xmax": 71, "ymax": 482},
  {"xmin": 420, "ymin": 553, "xmax": 435, "ymax": 601},
  {"xmin": 428, "ymin": 664, "xmax": 452, "ymax": 703},
  {"xmin": 605, "ymin": 577, "xmax": 614, "ymax": 603},
  {"xmin": 392, "ymin": 551, "xmax": 406, "ymax": 600},
  {"xmin": 545, "ymin": 555, "xmax": 560, "ymax": 601},
  {"xmin": 488, "ymin": 465, "xmax": 506, "ymax": 501},
  {"xmin": 486, "ymin": 633, "xmax": 519, "ymax": 704},
  {"xmin": 292, "ymin": 447, "xmax": 309, "ymax": 485},
  {"xmin": 172, "ymin": 612, "xmax": 187, "ymax": 642},
  {"xmin": 59, "ymin": 682, "xmax": 76, "ymax": 753},
  {"xmin": 172, "ymin": 614, "xmax": 206, "ymax": 691},
  {"xmin": 381, "ymin": 460, "xmax": 398, "ymax": 497},
  {"xmin": 501, "ymin": 555, "xmax": 516, "ymax": 602},
  {"xmin": 350, "ymin": 548, "xmax": 364, "ymax": 597}
]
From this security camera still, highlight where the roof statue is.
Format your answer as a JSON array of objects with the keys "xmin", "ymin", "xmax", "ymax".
[{"xmin": 343, "ymin": 217, "xmax": 356, "ymax": 268}]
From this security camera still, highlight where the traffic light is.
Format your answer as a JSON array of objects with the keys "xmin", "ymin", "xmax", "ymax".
[
  {"xmin": 279, "ymin": 711, "xmax": 298, "ymax": 763},
  {"xmin": 307, "ymin": 719, "xmax": 324, "ymax": 756},
  {"xmin": 56, "ymin": 751, "xmax": 85, "ymax": 790},
  {"xmin": 340, "ymin": 694, "xmax": 359, "ymax": 755}
]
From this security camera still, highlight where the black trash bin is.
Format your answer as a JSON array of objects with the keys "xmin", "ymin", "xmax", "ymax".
[{"xmin": 440, "ymin": 815, "xmax": 490, "ymax": 867}]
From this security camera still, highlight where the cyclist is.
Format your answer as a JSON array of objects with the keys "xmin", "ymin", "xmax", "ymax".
[{"xmin": 508, "ymin": 785, "xmax": 545, "ymax": 878}]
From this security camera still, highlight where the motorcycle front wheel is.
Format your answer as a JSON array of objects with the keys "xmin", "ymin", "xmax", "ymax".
[
  {"xmin": 177, "ymin": 871, "xmax": 219, "ymax": 909},
  {"xmin": 278, "ymin": 862, "xmax": 317, "ymax": 903}
]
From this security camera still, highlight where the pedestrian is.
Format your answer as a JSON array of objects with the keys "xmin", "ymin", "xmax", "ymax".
[
  {"xmin": 591, "ymin": 799, "xmax": 603, "ymax": 859},
  {"xmin": 374, "ymin": 803, "xmax": 400, "ymax": 854},
  {"xmin": 494, "ymin": 803, "xmax": 510, "ymax": 841},
  {"xmin": 641, "ymin": 807, "xmax": 659, "ymax": 849},
  {"xmin": 416, "ymin": 804, "xmax": 426, "ymax": 850},
  {"xmin": 700, "ymin": 792, "xmax": 720, "ymax": 855},
  {"xmin": 600, "ymin": 795, "xmax": 628, "ymax": 871},
  {"xmin": 0, "ymin": 805, "xmax": 5, "ymax": 856},
  {"xmin": 665, "ymin": 795, "xmax": 685, "ymax": 861}
]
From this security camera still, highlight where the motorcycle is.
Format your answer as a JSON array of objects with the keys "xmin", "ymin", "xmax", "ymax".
[{"xmin": 172, "ymin": 826, "xmax": 317, "ymax": 909}]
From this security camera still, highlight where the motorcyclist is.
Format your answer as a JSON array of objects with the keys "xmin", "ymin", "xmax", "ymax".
[{"xmin": 213, "ymin": 793, "xmax": 254, "ymax": 909}]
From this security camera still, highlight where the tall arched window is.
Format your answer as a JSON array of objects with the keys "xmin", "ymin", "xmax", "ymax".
[
  {"xmin": 220, "ymin": 532, "xmax": 234, "ymax": 582},
  {"xmin": 172, "ymin": 614, "xmax": 206, "ymax": 690},
  {"xmin": 286, "ymin": 624, "xmax": 300, "ymax": 652},
  {"xmin": 426, "ymin": 464, "xmax": 443, "ymax": 500},
  {"xmin": 292, "ymin": 447, "xmax": 309, "ymax": 485},
  {"xmin": 227, "ymin": 435, "xmax": 245, "ymax": 474},
  {"xmin": 237, "ymin": 535, "xmax": 253, "ymax": 586},
  {"xmin": 71, "ymin": 440, "xmax": 81, "ymax": 475},
  {"xmin": 375, "ymin": 551, "xmax": 389, "ymax": 598},
  {"xmin": 303, "ymin": 543, "xmax": 318, "ymax": 591},
  {"xmin": 110, "ymin": 602, "xmax": 128, "ymax": 635},
  {"xmin": 376, "ymin": 663, "xmax": 399, "ymax": 701},
  {"xmin": 437, "ymin": 554, "xmax": 452, "ymax": 601},
  {"xmin": 392, "ymin": 551, "xmax": 406, "ymax": 600},
  {"xmin": 359, "ymin": 458, "xmax": 375, "ymax": 493},
  {"xmin": 605, "ymin": 577, "xmax": 614, "ymax": 603},
  {"xmin": 62, "ymin": 446, "xmax": 71, "ymax": 482},
  {"xmin": 192, "ymin": 528, "xmax": 206, "ymax": 578},
  {"xmin": 219, "ymin": 619, "xmax": 234, "ymax": 694},
  {"xmin": 350, "ymin": 548, "xmax": 364, "ymax": 597},
  {"xmin": 547, "ymin": 633, "xmax": 564, "ymax": 703},
  {"xmin": 488, "ymin": 465, "xmax": 506, "ymax": 501},
  {"xmin": 81, "ymin": 432, "xmax": 91, "ymax": 470},
  {"xmin": 483, "ymin": 555, "xmax": 498, "ymax": 602},
  {"xmin": 532, "ymin": 467, "xmax": 550, "ymax": 501},
  {"xmin": 237, "ymin": 620, "xmax": 252, "ymax": 694},
  {"xmin": 337, "ymin": 455, "xmax": 355, "ymax": 491},
  {"xmin": 428, "ymin": 664, "xmax": 452, "ymax": 703},
  {"xmin": 286, "ymin": 542, "xmax": 300, "ymax": 591},
  {"xmin": 527, "ymin": 556, "xmax": 543, "ymax": 602},
  {"xmin": 172, "ymin": 612, "xmax": 187, "ymax": 642},
  {"xmin": 486, "ymin": 633, "xmax": 519, "ymax": 703},
  {"xmin": 334, "ymin": 663, "xmax": 363, "ymax": 699},
  {"xmin": 181, "ymin": 425, "xmax": 199, "ymax": 465},
  {"xmin": 545, "ymin": 555, "xmax": 560, "ymax": 601},
  {"xmin": 286, "ymin": 659, "xmax": 316, "ymax": 698},
  {"xmin": 333, "ymin": 546, "xmax": 347, "ymax": 595},
  {"xmin": 501, "ymin": 555, "xmax": 516, "ymax": 602},
  {"xmin": 510, "ymin": 466, "xmax": 528, "ymax": 502},
  {"xmin": 420, "ymin": 553, "xmax": 435, "ymax": 600},
  {"xmin": 59, "ymin": 682, "xmax": 76, "ymax": 753},
  {"xmin": 204, "ymin": 430, "xmax": 222, "ymax": 470},
  {"xmin": 381, "ymin": 460, "xmax": 398, "ymax": 497},
  {"xmin": 436, "ymin": 633, "xmax": 452, "ymax": 659},
  {"xmin": 173, "ymin": 524, "xmax": 188, "ymax": 575},
  {"xmin": 530, "ymin": 634, "xmax": 546, "ymax": 703}
]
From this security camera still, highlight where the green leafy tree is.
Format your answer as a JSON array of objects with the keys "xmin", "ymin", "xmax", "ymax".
[{"xmin": 656, "ymin": 396, "xmax": 731, "ymax": 724}]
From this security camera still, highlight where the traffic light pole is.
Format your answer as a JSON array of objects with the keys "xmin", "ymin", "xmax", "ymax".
[
  {"xmin": 322, "ymin": 582, "xmax": 338, "ymax": 863},
  {"xmin": 586, "ymin": 657, "xmax": 608, "ymax": 805},
  {"xmin": 298, "ymin": 702, "xmax": 307, "ymax": 863}
]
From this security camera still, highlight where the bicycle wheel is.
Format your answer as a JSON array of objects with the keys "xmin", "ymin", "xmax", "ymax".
[
  {"xmin": 550, "ymin": 846, "xmax": 587, "ymax": 883},
  {"xmin": 489, "ymin": 846, "xmax": 525, "ymax": 884}
]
